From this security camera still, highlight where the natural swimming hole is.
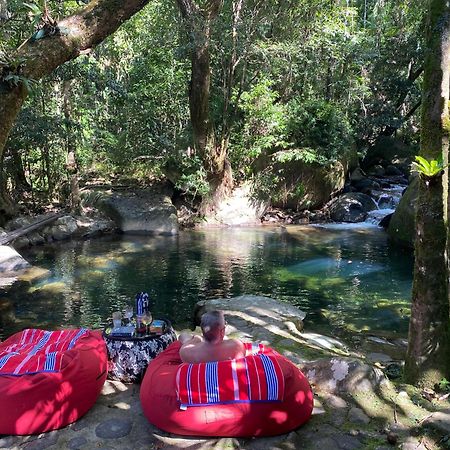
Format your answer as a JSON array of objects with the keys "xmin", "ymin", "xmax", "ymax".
[{"xmin": 0, "ymin": 224, "xmax": 413, "ymax": 341}]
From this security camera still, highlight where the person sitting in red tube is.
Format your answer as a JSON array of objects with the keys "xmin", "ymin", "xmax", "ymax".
[{"xmin": 178, "ymin": 310, "xmax": 245, "ymax": 363}]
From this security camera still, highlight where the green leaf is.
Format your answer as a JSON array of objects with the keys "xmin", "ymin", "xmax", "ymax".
[
  {"xmin": 411, "ymin": 155, "xmax": 447, "ymax": 177},
  {"xmin": 23, "ymin": 2, "xmax": 42, "ymax": 15}
]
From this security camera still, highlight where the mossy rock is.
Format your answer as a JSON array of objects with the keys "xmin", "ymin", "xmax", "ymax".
[
  {"xmin": 270, "ymin": 160, "xmax": 347, "ymax": 211},
  {"xmin": 387, "ymin": 176, "xmax": 418, "ymax": 248}
]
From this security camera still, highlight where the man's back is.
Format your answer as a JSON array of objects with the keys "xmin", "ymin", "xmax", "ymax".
[{"xmin": 180, "ymin": 337, "xmax": 245, "ymax": 364}]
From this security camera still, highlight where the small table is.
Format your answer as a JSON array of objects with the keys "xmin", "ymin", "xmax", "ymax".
[{"xmin": 103, "ymin": 319, "xmax": 177, "ymax": 383}]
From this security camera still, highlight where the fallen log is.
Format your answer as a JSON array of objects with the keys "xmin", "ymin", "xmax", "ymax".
[{"xmin": 0, "ymin": 212, "xmax": 67, "ymax": 245}]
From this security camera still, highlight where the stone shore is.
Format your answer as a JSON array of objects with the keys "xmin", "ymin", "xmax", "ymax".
[{"xmin": 1, "ymin": 296, "xmax": 449, "ymax": 450}]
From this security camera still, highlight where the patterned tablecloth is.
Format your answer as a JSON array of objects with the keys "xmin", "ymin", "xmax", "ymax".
[{"xmin": 104, "ymin": 321, "xmax": 177, "ymax": 383}]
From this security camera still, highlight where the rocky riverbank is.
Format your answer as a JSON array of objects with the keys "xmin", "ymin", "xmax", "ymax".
[{"xmin": 2, "ymin": 296, "xmax": 448, "ymax": 450}]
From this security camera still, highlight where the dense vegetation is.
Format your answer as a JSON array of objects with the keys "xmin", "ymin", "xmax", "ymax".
[{"xmin": 0, "ymin": 0, "xmax": 425, "ymax": 212}]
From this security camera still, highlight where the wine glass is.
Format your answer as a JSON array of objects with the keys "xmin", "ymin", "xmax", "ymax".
[{"xmin": 140, "ymin": 312, "xmax": 152, "ymax": 335}]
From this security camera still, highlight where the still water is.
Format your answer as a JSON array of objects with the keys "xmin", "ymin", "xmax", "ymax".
[{"xmin": 0, "ymin": 224, "xmax": 413, "ymax": 340}]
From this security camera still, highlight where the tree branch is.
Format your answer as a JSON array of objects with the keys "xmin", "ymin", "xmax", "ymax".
[{"xmin": 0, "ymin": 0, "xmax": 152, "ymax": 168}]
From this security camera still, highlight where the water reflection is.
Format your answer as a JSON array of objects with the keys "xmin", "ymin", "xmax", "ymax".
[{"xmin": 0, "ymin": 225, "xmax": 413, "ymax": 340}]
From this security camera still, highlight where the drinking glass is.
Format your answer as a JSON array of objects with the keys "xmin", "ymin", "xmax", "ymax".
[
  {"xmin": 112, "ymin": 311, "xmax": 122, "ymax": 329},
  {"xmin": 141, "ymin": 312, "xmax": 153, "ymax": 334},
  {"xmin": 141, "ymin": 312, "xmax": 152, "ymax": 326}
]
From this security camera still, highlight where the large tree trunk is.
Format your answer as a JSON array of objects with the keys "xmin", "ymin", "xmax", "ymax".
[
  {"xmin": 0, "ymin": 0, "xmax": 152, "ymax": 216},
  {"xmin": 404, "ymin": 0, "xmax": 450, "ymax": 387},
  {"xmin": 176, "ymin": 0, "xmax": 233, "ymax": 211}
]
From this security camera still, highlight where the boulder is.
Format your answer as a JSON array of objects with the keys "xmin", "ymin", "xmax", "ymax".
[
  {"xmin": 0, "ymin": 245, "xmax": 30, "ymax": 273},
  {"xmin": 378, "ymin": 213, "xmax": 393, "ymax": 229},
  {"xmin": 362, "ymin": 136, "xmax": 417, "ymax": 169},
  {"xmin": 43, "ymin": 216, "xmax": 79, "ymax": 241},
  {"xmin": 269, "ymin": 160, "xmax": 346, "ymax": 211},
  {"xmin": 300, "ymin": 357, "xmax": 388, "ymax": 394},
  {"xmin": 352, "ymin": 178, "xmax": 381, "ymax": 191},
  {"xmin": 96, "ymin": 187, "xmax": 178, "ymax": 235},
  {"xmin": 387, "ymin": 176, "xmax": 418, "ymax": 247},
  {"xmin": 350, "ymin": 168, "xmax": 366, "ymax": 182},
  {"xmin": 385, "ymin": 165, "xmax": 403, "ymax": 176},
  {"xmin": 329, "ymin": 193, "xmax": 377, "ymax": 222},
  {"xmin": 367, "ymin": 165, "xmax": 385, "ymax": 176},
  {"xmin": 75, "ymin": 217, "xmax": 117, "ymax": 238}
]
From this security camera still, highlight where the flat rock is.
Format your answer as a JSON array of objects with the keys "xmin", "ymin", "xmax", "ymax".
[
  {"xmin": 301, "ymin": 332, "xmax": 348, "ymax": 353},
  {"xmin": 423, "ymin": 409, "xmax": 450, "ymax": 433},
  {"xmin": 334, "ymin": 433, "xmax": 365, "ymax": 449},
  {"xmin": 95, "ymin": 418, "xmax": 133, "ymax": 439},
  {"xmin": 98, "ymin": 187, "xmax": 178, "ymax": 235},
  {"xmin": 400, "ymin": 437, "xmax": 428, "ymax": 450},
  {"xmin": 366, "ymin": 352, "xmax": 393, "ymax": 363},
  {"xmin": 0, "ymin": 245, "xmax": 30, "ymax": 273},
  {"xmin": 22, "ymin": 433, "xmax": 59, "ymax": 450},
  {"xmin": 300, "ymin": 358, "xmax": 388, "ymax": 394},
  {"xmin": 322, "ymin": 393, "xmax": 348, "ymax": 409},
  {"xmin": 0, "ymin": 436, "xmax": 17, "ymax": 449},
  {"xmin": 348, "ymin": 407, "xmax": 371, "ymax": 424},
  {"xmin": 68, "ymin": 436, "xmax": 88, "ymax": 449}
]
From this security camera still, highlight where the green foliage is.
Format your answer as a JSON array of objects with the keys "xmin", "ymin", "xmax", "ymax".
[
  {"xmin": 286, "ymin": 99, "xmax": 354, "ymax": 163},
  {"xmin": 230, "ymin": 78, "xmax": 288, "ymax": 174},
  {"xmin": 1, "ymin": 0, "xmax": 428, "ymax": 211},
  {"xmin": 411, "ymin": 155, "xmax": 446, "ymax": 177},
  {"xmin": 437, "ymin": 378, "xmax": 450, "ymax": 392}
]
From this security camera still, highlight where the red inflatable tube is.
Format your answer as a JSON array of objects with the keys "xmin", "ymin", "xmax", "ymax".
[
  {"xmin": 140, "ymin": 341, "xmax": 314, "ymax": 437},
  {"xmin": 0, "ymin": 329, "xmax": 107, "ymax": 435}
]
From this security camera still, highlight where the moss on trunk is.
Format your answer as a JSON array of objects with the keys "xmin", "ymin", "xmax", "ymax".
[{"xmin": 404, "ymin": 0, "xmax": 450, "ymax": 387}]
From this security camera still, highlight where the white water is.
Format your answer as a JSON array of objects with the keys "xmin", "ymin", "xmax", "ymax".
[{"xmin": 365, "ymin": 184, "xmax": 404, "ymax": 225}]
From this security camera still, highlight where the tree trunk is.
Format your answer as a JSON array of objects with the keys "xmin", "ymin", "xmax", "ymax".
[
  {"xmin": 62, "ymin": 80, "xmax": 80, "ymax": 214},
  {"xmin": 0, "ymin": 0, "xmax": 152, "ymax": 215},
  {"xmin": 176, "ymin": 0, "xmax": 232, "ymax": 210},
  {"xmin": 8, "ymin": 149, "xmax": 32, "ymax": 197},
  {"xmin": 404, "ymin": 0, "xmax": 450, "ymax": 387}
]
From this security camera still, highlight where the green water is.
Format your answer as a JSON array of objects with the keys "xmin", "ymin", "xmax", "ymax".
[{"xmin": 0, "ymin": 224, "xmax": 413, "ymax": 340}]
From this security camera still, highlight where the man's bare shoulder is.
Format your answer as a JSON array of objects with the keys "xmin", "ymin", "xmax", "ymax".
[
  {"xmin": 179, "ymin": 336, "xmax": 204, "ymax": 363},
  {"xmin": 224, "ymin": 338, "xmax": 245, "ymax": 358}
]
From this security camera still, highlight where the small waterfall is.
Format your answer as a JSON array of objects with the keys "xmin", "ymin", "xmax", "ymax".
[{"xmin": 366, "ymin": 184, "xmax": 405, "ymax": 225}]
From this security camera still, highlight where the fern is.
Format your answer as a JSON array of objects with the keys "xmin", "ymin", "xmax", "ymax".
[{"xmin": 411, "ymin": 155, "xmax": 447, "ymax": 177}]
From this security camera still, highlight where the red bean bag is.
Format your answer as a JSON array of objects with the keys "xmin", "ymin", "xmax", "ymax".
[
  {"xmin": 0, "ymin": 328, "xmax": 107, "ymax": 435},
  {"xmin": 140, "ymin": 341, "xmax": 313, "ymax": 437}
]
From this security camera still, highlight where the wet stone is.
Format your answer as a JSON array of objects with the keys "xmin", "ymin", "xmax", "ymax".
[
  {"xmin": 70, "ymin": 418, "xmax": 90, "ymax": 432},
  {"xmin": 348, "ymin": 407, "xmax": 371, "ymax": 425},
  {"xmin": 323, "ymin": 393, "xmax": 348, "ymax": 409},
  {"xmin": 400, "ymin": 438, "xmax": 427, "ymax": 450},
  {"xmin": 367, "ymin": 353, "xmax": 392, "ymax": 363},
  {"xmin": 68, "ymin": 436, "xmax": 88, "ymax": 449},
  {"xmin": 23, "ymin": 433, "xmax": 59, "ymax": 450},
  {"xmin": 0, "ymin": 436, "xmax": 17, "ymax": 449},
  {"xmin": 334, "ymin": 434, "xmax": 364, "ymax": 449},
  {"xmin": 312, "ymin": 437, "xmax": 340, "ymax": 449},
  {"xmin": 95, "ymin": 418, "xmax": 133, "ymax": 439},
  {"xmin": 328, "ymin": 410, "xmax": 347, "ymax": 427}
]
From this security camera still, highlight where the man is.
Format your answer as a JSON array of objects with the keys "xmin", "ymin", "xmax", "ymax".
[{"xmin": 179, "ymin": 310, "xmax": 245, "ymax": 363}]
